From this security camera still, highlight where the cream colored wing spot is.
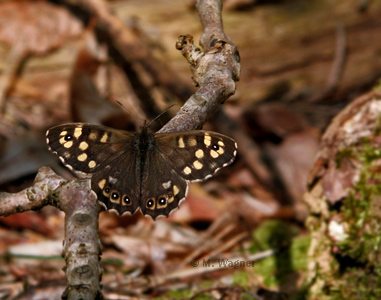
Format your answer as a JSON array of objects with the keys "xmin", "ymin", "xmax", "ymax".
[
  {"xmin": 98, "ymin": 179, "xmax": 106, "ymax": 189},
  {"xmin": 195, "ymin": 149, "xmax": 204, "ymax": 159},
  {"xmin": 188, "ymin": 137, "xmax": 197, "ymax": 147},
  {"xmin": 218, "ymin": 140, "xmax": 225, "ymax": 147},
  {"xmin": 103, "ymin": 186, "xmax": 111, "ymax": 197},
  {"xmin": 167, "ymin": 190, "xmax": 175, "ymax": 203},
  {"xmin": 122, "ymin": 195, "xmax": 132, "ymax": 206},
  {"xmin": 88, "ymin": 160, "xmax": 97, "ymax": 168},
  {"xmin": 210, "ymin": 149, "xmax": 219, "ymax": 158},
  {"xmin": 157, "ymin": 196, "xmax": 168, "ymax": 209},
  {"xmin": 59, "ymin": 137, "xmax": 66, "ymax": 144},
  {"xmin": 60, "ymin": 131, "xmax": 68, "ymax": 136},
  {"xmin": 193, "ymin": 160, "xmax": 203, "ymax": 170},
  {"xmin": 79, "ymin": 141, "xmax": 89, "ymax": 151},
  {"xmin": 183, "ymin": 166, "xmax": 192, "ymax": 175},
  {"xmin": 162, "ymin": 181, "xmax": 171, "ymax": 189},
  {"xmin": 63, "ymin": 141, "xmax": 74, "ymax": 148},
  {"xmin": 173, "ymin": 185, "xmax": 180, "ymax": 196},
  {"xmin": 74, "ymin": 127, "xmax": 82, "ymax": 138},
  {"xmin": 63, "ymin": 152, "xmax": 71, "ymax": 159},
  {"xmin": 217, "ymin": 147, "xmax": 225, "ymax": 155},
  {"xmin": 89, "ymin": 132, "xmax": 98, "ymax": 141},
  {"xmin": 178, "ymin": 137, "xmax": 185, "ymax": 148},
  {"xmin": 77, "ymin": 153, "xmax": 88, "ymax": 162},
  {"xmin": 204, "ymin": 134, "xmax": 212, "ymax": 147},
  {"xmin": 100, "ymin": 132, "xmax": 108, "ymax": 143},
  {"xmin": 146, "ymin": 198, "xmax": 156, "ymax": 210},
  {"xmin": 109, "ymin": 191, "xmax": 120, "ymax": 204}
]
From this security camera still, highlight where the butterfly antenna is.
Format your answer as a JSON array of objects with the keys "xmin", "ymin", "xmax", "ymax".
[
  {"xmin": 115, "ymin": 100, "xmax": 142, "ymax": 126},
  {"xmin": 147, "ymin": 104, "xmax": 176, "ymax": 127}
]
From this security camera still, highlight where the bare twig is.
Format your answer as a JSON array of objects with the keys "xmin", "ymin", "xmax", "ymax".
[
  {"xmin": 160, "ymin": 0, "xmax": 240, "ymax": 133},
  {"xmin": 144, "ymin": 249, "xmax": 275, "ymax": 288},
  {"xmin": 0, "ymin": 166, "xmax": 65, "ymax": 216}
]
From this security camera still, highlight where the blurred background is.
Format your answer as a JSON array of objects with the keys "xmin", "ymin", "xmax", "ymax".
[{"xmin": 0, "ymin": 0, "xmax": 381, "ymax": 299}]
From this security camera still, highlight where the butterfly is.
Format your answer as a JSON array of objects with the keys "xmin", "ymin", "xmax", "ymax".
[{"xmin": 46, "ymin": 123, "xmax": 237, "ymax": 219}]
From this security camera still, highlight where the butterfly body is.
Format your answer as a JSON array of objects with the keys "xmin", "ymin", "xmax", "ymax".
[{"xmin": 46, "ymin": 123, "xmax": 237, "ymax": 219}]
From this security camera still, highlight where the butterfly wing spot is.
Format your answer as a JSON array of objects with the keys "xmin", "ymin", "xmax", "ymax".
[
  {"xmin": 157, "ymin": 196, "xmax": 168, "ymax": 209},
  {"xmin": 195, "ymin": 149, "xmax": 204, "ymax": 159},
  {"xmin": 63, "ymin": 141, "xmax": 74, "ymax": 148},
  {"xmin": 100, "ymin": 132, "xmax": 108, "ymax": 143},
  {"xmin": 218, "ymin": 140, "xmax": 225, "ymax": 147},
  {"xmin": 79, "ymin": 141, "xmax": 89, "ymax": 151},
  {"xmin": 59, "ymin": 130, "xmax": 68, "ymax": 136},
  {"xmin": 63, "ymin": 151, "xmax": 71, "ymax": 159},
  {"xmin": 88, "ymin": 160, "xmax": 97, "ymax": 168},
  {"xmin": 162, "ymin": 180, "xmax": 171, "ymax": 189},
  {"xmin": 74, "ymin": 127, "xmax": 82, "ymax": 138},
  {"xmin": 108, "ymin": 176, "xmax": 118, "ymax": 184},
  {"xmin": 178, "ymin": 136, "xmax": 185, "ymax": 148},
  {"xmin": 88, "ymin": 132, "xmax": 98, "ymax": 141},
  {"xmin": 110, "ymin": 191, "xmax": 120, "ymax": 204},
  {"xmin": 210, "ymin": 149, "xmax": 220, "ymax": 158},
  {"xmin": 204, "ymin": 134, "xmax": 212, "ymax": 147},
  {"xmin": 77, "ymin": 153, "xmax": 88, "ymax": 162},
  {"xmin": 103, "ymin": 187, "xmax": 111, "ymax": 197},
  {"xmin": 146, "ymin": 198, "xmax": 155, "ymax": 209},
  {"xmin": 193, "ymin": 160, "xmax": 203, "ymax": 170},
  {"xmin": 98, "ymin": 179, "xmax": 106, "ymax": 189},
  {"xmin": 122, "ymin": 195, "xmax": 132, "ymax": 206},
  {"xmin": 167, "ymin": 192, "xmax": 175, "ymax": 203},
  {"xmin": 173, "ymin": 185, "xmax": 180, "ymax": 196},
  {"xmin": 188, "ymin": 137, "xmax": 197, "ymax": 147},
  {"xmin": 183, "ymin": 166, "xmax": 192, "ymax": 175}
]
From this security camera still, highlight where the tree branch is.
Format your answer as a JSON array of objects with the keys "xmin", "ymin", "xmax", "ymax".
[
  {"xmin": 159, "ymin": 0, "xmax": 240, "ymax": 133},
  {"xmin": 0, "ymin": 166, "xmax": 65, "ymax": 216}
]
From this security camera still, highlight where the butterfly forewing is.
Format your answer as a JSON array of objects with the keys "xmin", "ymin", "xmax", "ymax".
[
  {"xmin": 155, "ymin": 131, "xmax": 237, "ymax": 182},
  {"xmin": 46, "ymin": 123, "xmax": 135, "ymax": 174},
  {"xmin": 47, "ymin": 123, "xmax": 143, "ymax": 215}
]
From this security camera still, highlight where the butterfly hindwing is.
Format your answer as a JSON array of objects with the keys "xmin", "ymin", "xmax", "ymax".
[
  {"xmin": 155, "ymin": 131, "xmax": 237, "ymax": 182},
  {"xmin": 140, "ymin": 149, "xmax": 189, "ymax": 219},
  {"xmin": 91, "ymin": 157, "xmax": 141, "ymax": 216}
]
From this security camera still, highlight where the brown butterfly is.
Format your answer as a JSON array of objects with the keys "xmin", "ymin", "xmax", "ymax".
[{"xmin": 46, "ymin": 123, "xmax": 237, "ymax": 219}]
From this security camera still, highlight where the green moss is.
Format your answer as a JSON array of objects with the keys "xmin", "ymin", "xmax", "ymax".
[
  {"xmin": 250, "ymin": 220, "xmax": 300, "ymax": 252},
  {"xmin": 322, "ymin": 137, "xmax": 381, "ymax": 298},
  {"xmin": 339, "ymin": 140, "xmax": 381, "ymax": 264},
  {"xmin": 249, "ymin": 221, "xmax": 310, "ymax": 288},
  {"xmin": 232, "ymin": 270, "xmax": 249, "ymax": 286}
]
